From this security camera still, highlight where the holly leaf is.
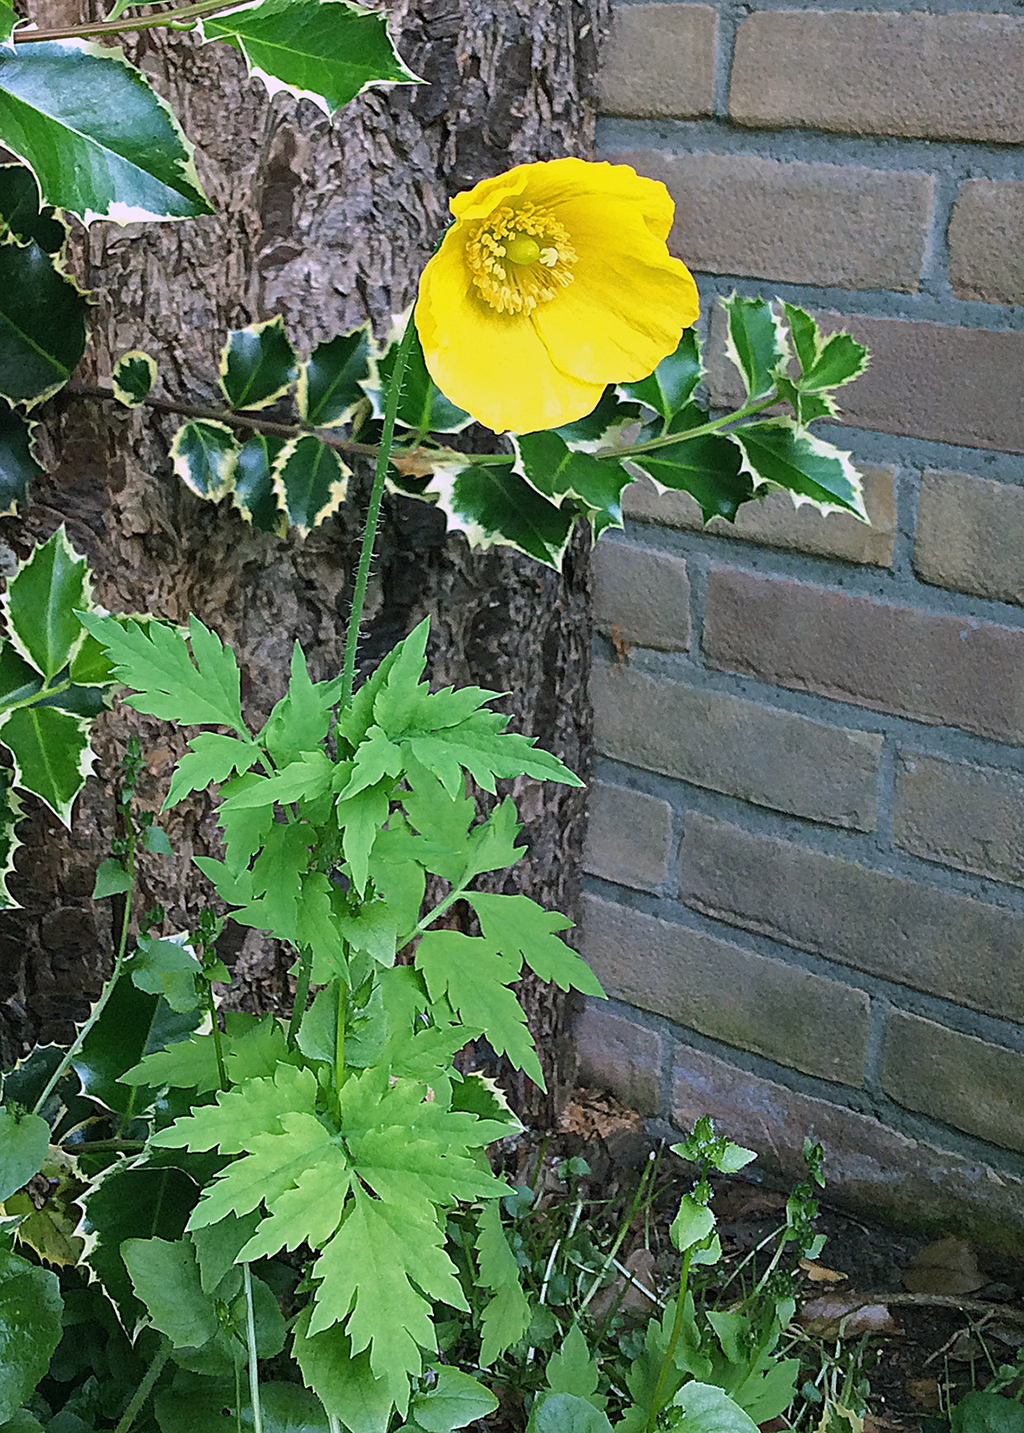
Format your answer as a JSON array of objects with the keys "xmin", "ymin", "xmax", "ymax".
[
  {"xmin": 631, "ymin": 421, "xmax": 753, "ymax": 523},
  {"xmin": 514, "ymin": 430, "xmax": 630, "ymax": 538},
  {"xmin": 0, "ymin": 162, "xmax": 65, "ymax": 251},
  {"xmin": 233, "ymin": 432, "xmax": 287, "ymax": 533},
  {"xmin": 0, "ymin": 1106, "xmax": 48, "ymax": 1202},
  {"xmin": 170, "ymin": 419, "xmax": 239, "ymax": 501},
  {"xmin": 467, "ymin": 892, "xmax": 602, "ymax": 996},
  {"xmin": 111, "ymin": 348, "xmax": 157, "ymax": 407},
  {"xmin": 375, "ymin": 323, "xmax": 471, "ymax": 435},
  {"xmin": 0, "ymin": 703, "xmax": 93, "ymax": 824},
  {"xmin": 619, "ymin": 328, "xmax": 702, "ymax": 419},
  {"xmin": 164, "ymin": 732, "xmax": 261, "ymax": 808},
  {"xmin": 0, "ymin": 238, "xmax": 87, "ymax": 407},
  {"xmin": 3, "ymin": 524, "xmax": 89, "ymax": 679},
  {"xmin": 200, "ymin": 0, "xmax": 421, "ymax": 115},
  {"xmin": 427, "ymin": 459, "xmax": 576, "ymax": 570},
  {"xmin": 0, "ymin": 402, "xmax": 41, "ymax": 515},
  {"xmin": 0, "ymin": 41, "xmax": 212, "ymax": 222},
  {"xmin": 220, "ymin": 316, "xmax": 297, "ymax": 412},
  {"xmin": 299, "ymin": 327, "xmax": 371, "ymax": 427},
  {"xmin": 0, "ymin": 1246, "xmax": 62, "ymax": 1423},
  {"xmin": 0, "ymin": 774, "xmax": 22, "ymax": 908},
  {"xmin": 272, "ymin": 434, "xmax": 349, "ymax": 536},
  {"xmin": 722, "ymin": 293, "xmax": 789, "ymax": 401},
  {"xmin": 79, "ymin": 613, "xmax": 248, "ymax": 733},
  {"xmin": 730, "ymin": 419, "xmax": 867, "ymax": 519}
]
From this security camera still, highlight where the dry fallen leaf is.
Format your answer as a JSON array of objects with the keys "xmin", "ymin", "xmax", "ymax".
[
  {"xmin": 557, "ymin": 1089, "xmax": 644, "ymax": 1140},
  {"xmin": 799, "ymin": 1293, "xmax": 902, "ymax": 1338},
  {"xmin": 903, "ymin": 1237, "xmax": 986, "ymax": 1295},
  {"xmin": 389, "ymin": 450, "xmax": 437, "ymax": 479},
  {"xmin": 589, "ymin": 1246, "xmax": 659, "ymax": 1321},
  {"xmin": 904, "ymin": 1379, "xmax": 942, "ymax": 1412},
  {"xmin": 800, "ymin": 1257, "xmax": 849, "ymax": 1284}
]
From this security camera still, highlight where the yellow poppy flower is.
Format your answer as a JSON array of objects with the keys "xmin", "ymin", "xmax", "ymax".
[{"xmin": 415, "ymin": 157, "xmax": 700, "ymax": 435}]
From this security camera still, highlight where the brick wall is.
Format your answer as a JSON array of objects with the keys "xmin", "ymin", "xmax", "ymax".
[{"xmin": 582, "ymin": 0, "xmax": 1024, "ymax": 1248}]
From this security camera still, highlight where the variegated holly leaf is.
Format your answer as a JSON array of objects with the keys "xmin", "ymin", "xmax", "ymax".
[
  {"xmin": 722, "ymin": 293, "xmax": 790, "ymax": 401},
  {"xmin": 729, "ymin": 419, "xmax": 867, "ymax": 519},
  {"xmin": 171, "ymin": 419, "xmax": 239, "ymax": 501},
  {"xmin": 0, "ymin": 703, "xmax": 93, "ymax": 825},
  {"xmin": 619, "ymin": 328, "xmax": 703, "ymax": 420},
  {"xmin": 373, "ymin": 323, "xmax": 472, "ymax": 435},
  {"xmin": 272, "ymin": 434, "xmax": 349, "ymax": 535},
  {"xmin": 0, "ymin": 772, "xmax": 24, "ymax": 907},
  {"xmin": 0, "ymin": 41, "xmax": 212, "ymax": 223},
  {"xmin": 219, "ymin": 316, "xmax": 297, "ymax": 412},
  {"xmin": 200, "ymin": 0, "xmax": 421, "ymax": 116},
  {"xmin": 111, "ymin": 349, "xmax": 156, "ymax": 407},
  {"xmin": 0, "ymin": 239, "xmax": 87, "ymax": 408},
  {"xmin": 630, "ymin": 419, "xmax": 754, "ymax": 523},
  {"xmin": 0, "ymin": 163, "xmax": 65, "ymax": 252},
  {"xmin": 423, "ymin": 459, "xmax": 576, "ymax": 570},
  {"xmin": 0, "ymin": 401, "xmax": 42, "ymax": 515},
  {"xmin": 2, "ymin": 525, "xmax": 90, "ymax": 680},
  {"xmin": 513, "ymin": 430, "xmax": 630, "ymax": 538},
  {"xmin": 233, "ymin": 432, "xmax": 288, "ymax": 533},
  {"xmin": 299, "ymin": 327, "xmax": 371, "ymax": 428}
]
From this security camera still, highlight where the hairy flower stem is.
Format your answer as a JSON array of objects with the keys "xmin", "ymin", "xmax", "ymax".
[
  {"xmin": 112, "ymin": 1338, "xmax": 171, "ymax": 1433},
  {"xmin": 339, "ymin": 305, "xmax": 419, "ymax": 709},
  {"xmin": 643, "ymin": 1249, "xmax": 694, "ymax": 1433},
  {"xmin": 243, "ymin": 1264, "xmax": 264, "ymax": 1433}
]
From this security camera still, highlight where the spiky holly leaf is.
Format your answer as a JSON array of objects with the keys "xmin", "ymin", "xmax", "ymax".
[
  {"xmin": 79, "ymin": 613, "xmax": 248, "ymax": 733},
  {"xmin": 219, "ymin": 316, "xmax": 297, "ymax": 412},
  {"xmin": 722, "ymin": 293, "xmax": 789, "ymax": 402},
  {"xmin": 200, "ymin": 0, "xmax": 421, "ymax": 116},
  {"xmin": 631, "ymin": 420, "xmax": 753, "ymax": 524},
  {"xmin": 0, "ymin": 703, "xmax": 93, "ymax": 825},
  {"xmin": 0, "ymin": 41, "xmax": 212, "ymax": 223},
  {"xmin": 299, "ymin": 328, "xmax": 371, "ymax": 428},
  {"xmin": 0, "ymin": 772, "xmax": 23, "ymax": 908},
  {"xmin": 170, "ymin": 419, "xmax": 239, "ymax": 501},
  {"xmin": 0, "ymin": 163, "xmax": 66, "ymax": 252},
  {"xmin": 0, "ymin": 401, "xmax": 41, "ymax": 514},
  {"xmin": 513, "ymin": 429, "xmax": 631, "ymax": 538},
  {"xmin": 272, "ymin": 434, "xmax": 349, "ymax": 536},
  {"xmin": 111, "ymin": 348, "xmax": 156, "ymax": 407},
  {"xmin": 4, "ymin": 525, "xmax": 89, "ymax": 678},
  {"xmin": 424, "ymin": 459, "xmax": 576, "ymax": 570},
  {"xmin": 233, "ymin": 432, "xmax": 287, "ymax": 533},
  {"xmin": 373, "ymin": 323, "xmax": 472, "ymax": 435},
  {"xmin": 0, "ymin": 240, "xmax": 87, "ymax": 408},
  {"xmin": 729, "ymin": 420, "xmax": 867, "ymax": 520},
  {"xmin": 619, "ymin": 328, "xmax": 703, "ymax": 420}
]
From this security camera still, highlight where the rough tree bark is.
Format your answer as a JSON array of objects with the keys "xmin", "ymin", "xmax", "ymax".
[{"xmin": 0, "ymin": 0, "xmax": 609, "ymax": 1118}]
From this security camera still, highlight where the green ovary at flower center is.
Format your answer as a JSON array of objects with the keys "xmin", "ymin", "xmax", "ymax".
[{"xmin": 466, "ymin": 203, "xmax": 577, "ymax": 315}]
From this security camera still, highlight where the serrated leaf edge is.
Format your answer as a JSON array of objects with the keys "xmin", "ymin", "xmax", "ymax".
[{"xmin": 729, "ymin": 417, "xmax": 868, "ymax": 523}]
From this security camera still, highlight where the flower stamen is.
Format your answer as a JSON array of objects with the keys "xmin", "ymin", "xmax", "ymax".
[{"xmin": 465, "ymin": 203, "xmax": 577, "ymax": 315}]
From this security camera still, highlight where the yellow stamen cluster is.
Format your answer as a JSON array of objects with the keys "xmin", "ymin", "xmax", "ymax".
[{"xmin": 465, "ymin": 202, "xmax": 577, "ymax": 315}]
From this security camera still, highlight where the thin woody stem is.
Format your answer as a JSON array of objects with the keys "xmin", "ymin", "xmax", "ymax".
[{"xmin": 16, "ymin": 0, "xmax": 244, "ymax": 42}]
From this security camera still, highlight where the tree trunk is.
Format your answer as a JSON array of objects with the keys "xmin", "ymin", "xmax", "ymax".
[{"xmin": 0, "ymin": 0, "xmax": 608, "ymax": 1119}]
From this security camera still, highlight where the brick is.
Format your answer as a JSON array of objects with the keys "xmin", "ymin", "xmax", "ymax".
[
  {"xmin": 582, "ymin": 894, "xmax": 869, "ymax": 1084},
  {"xmin": 704, "ymin": 566, "xmax": 1024, "ymax": 744},
  {"xmin": 624, "ymin": 467, "xmax": 896, "ymax": 568},
  {"xmin": 881, "ymin": 1011, "xmax": 1024, "ymax": 1155},
  {"xmin": 584, "ymin": 780, "xmax": 673, "ymax": 891},
  {"xmin": 679, "ymin": 814, "xmax": 1024, "ymax": 1023},
  {"xmin": 593, "ymin": 662, "xmax": 881, "ymax": 829},
  {"xmin": 606, "ymin": 149, "xmax": 930, "ymax": 293},
  {"xmin": 707, "ymin": 307, "xmax": 1024, "ymax": 455},
  {"xmin": 574, "ymin": 1000, "xmax": 662, "ymax": 1114},
  {"xmin": 949, "ymin": 180, "xmax": 1024, "ymax": 305},
  {"xmin": 915, "ymin": 470, "xmax": 1024, "ymax": 606},
  {"xmin": 598, "ymin": 4, "xmax": 716, "ymax": 119},
  {"xmin": 592, "ymin": 540, "xmax": 690, "ymax": 651},
  {"xmin": 671, "ymin": 1043, "xmax": 1024, "ymax": 1252},
  {"xmin": 894, "ymin": 751, "xmax": 1024, "ymax": 889},
  {"xmin": 730, "ymin": 11, "xmax": 1024, "ymax": 144}
]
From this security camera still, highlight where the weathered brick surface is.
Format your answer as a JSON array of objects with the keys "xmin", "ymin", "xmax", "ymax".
[
  {"xmin": 880, "ymin": 1011, "xmax": 1024, "ymax": 1154},
  {"xmin": 582, "ymin": 894, "xmax": 869, "ymax": 1084},
  {"xmin": 624, "ymin": 468, "xmax": 896, "ymax": 568},
  {"xmin": 704, "ymin": 566, "xmax": 1024, "ymax": 744},
  {"xmin": 592, "ymin": 540, "xmax": 690, "ymax": 652},
  {"xmin": 607, "ymin": 149, "xmax": 931, "ymax": 292},
  {"xmin": 914, "ymin": 470, "xmax": 1024, "ymax": 606},
  {"xmin": 730, "ymin": 10, "xmax": 1024, "ymax": 144},
  {"xmin": 671, "ymin": 1044, "xmax": 1024, "ymax": 1251},
  {"xmin": 574, "ymin": 1000, "xmax": 662, "ymax": 1115},
  {"xmin": 598, "ymin": 3, "xmax": 717, "ymax": 119},
  {"xmin": 584, "ymin": 780, "xmax": 673, "ymax": 892},
  {"xmin": 679, "ymin": 814, "xmax": 1024, "ymax": 1023},
  {"xmin": 707, "ymin": 308, "xmax": 1024, "ymax": 454},
  {"xmin": 593, "ymin": 662, "xmax": 881, "ymax": 828},
  {"xmin": 894, "ymin": 751, "xmax": 1024, "ymax": 889},
  {"xmin": 949, "ymin": 180, "xmax": 1024, "ymax": 305}
]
